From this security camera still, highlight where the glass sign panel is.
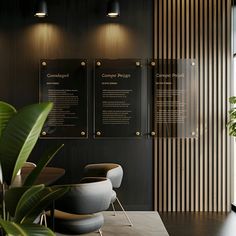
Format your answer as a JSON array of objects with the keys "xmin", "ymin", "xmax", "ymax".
[
  {"xmin": 94, "ymin": 59, "xmax": 142, "ymax": 138},
  {"xmin": 149, "ymin": 59, "xmax": 198, "ymax": 138},
  {"xmin": 39, "ymin": 59, "xmax": 88, "ymax": 139}
]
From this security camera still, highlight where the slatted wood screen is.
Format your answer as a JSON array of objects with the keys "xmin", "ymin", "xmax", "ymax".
[{"xmin": 154, "ymin": 0, "xmax": 232, "ymax": 212}]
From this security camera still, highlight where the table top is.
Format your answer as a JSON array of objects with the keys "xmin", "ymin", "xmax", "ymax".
[{"xmin": 12, "ymin": 167, "xmax": 65, "ymax": 187}]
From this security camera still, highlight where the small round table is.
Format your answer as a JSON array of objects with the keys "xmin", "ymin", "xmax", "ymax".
[{"xmin": 13, "ymin": 167, "xmax": 65, "ymax": 187}]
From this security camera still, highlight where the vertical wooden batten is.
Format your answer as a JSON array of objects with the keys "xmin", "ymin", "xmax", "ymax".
[{"xmin": 153, "ymin": 0, "xmax": 232, "ymax": 212}]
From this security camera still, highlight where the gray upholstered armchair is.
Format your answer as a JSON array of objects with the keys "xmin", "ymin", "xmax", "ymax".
[
  {"xmin": 47, "ymin": 177, "xmax": 112, "ymax": 235},
  {"xmin": 84, "ymin": 163, "xmax": 133, "ymax": 227}
]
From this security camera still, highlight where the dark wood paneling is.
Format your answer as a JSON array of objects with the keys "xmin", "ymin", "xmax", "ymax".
[{"xmin": 0, "ymin": 0, "xmax": 153, "ymax": 210}]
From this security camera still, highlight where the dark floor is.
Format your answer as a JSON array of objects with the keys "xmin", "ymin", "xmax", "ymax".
[{"xmin": 159, "ymin": 211, "xmax": 236, "ymax": 236}]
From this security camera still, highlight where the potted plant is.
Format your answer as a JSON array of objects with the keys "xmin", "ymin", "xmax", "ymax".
[
  {"xmin": 0, "ymin": 101, "xmax": 68, "ymax": 235},
  {"xmin": 228, "ymin": 96, "xmax": 236, "ymax": 136}
]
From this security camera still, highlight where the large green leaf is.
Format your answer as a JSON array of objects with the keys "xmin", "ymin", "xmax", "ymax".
[
  {"xmin": 14, "ymin": 185, "xmax": 68, "ymax": 223},
  {"xmin": 0, "ymin": 101, "xmax": 17, "ymax": 137},
  {"xmin": 23, "ymin": 144, "xmax": 64, "ymax": 186},
  {"xmin": 5, "ymin": 187, "xmax": 29, "ymax": 217},
  {"xmin": 0, "ymin": 218, "xmax": 55, "ymax": 236},
  {"xmin": 14, "ymin": 185, "xmax": 44, "ymax": 222},
  {"xmin": 0, "ymin": 102, "xmax": 53, "ymax": 185}
]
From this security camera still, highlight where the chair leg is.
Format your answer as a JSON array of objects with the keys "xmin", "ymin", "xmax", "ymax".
[
  {"xmin": 39, "ymin": 214, "xmax": 43, "ymax": 225},
  {"xmin": 39, "ymin": 211, "xmax": 47, "ymax": 226},
  {"xmin": 43, "ymin": 212, "xmax": 47, "ymax": 227},
  {"xmin": 111, "ymin": 202, "xmax": 116, "ymax": 216},
  {"xmin": 98, "ymin": 229, "xmax": 103, "ymax": 236},
  {"xmin": 116, "ymin": 197, "xmax": 133, "ymax": 227}
]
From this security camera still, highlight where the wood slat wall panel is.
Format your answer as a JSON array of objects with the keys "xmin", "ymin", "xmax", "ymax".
[{"xmin": 154, "ymin": 0, "xmax": 231, "ymax": 212}]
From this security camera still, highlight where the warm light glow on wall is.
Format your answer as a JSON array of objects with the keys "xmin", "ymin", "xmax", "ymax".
[
  {"xmin": 21, "ymin": 24, "xmax": 64, "ymax": 57},
  {"xmin": 85, "ymin": 23, "xmax": 135, "ymax": 58}
]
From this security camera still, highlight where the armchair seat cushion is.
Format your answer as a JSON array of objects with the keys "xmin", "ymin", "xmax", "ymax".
[{"xmin": 47, "ymin": 210, "xmax": 104, "ymax": 235}]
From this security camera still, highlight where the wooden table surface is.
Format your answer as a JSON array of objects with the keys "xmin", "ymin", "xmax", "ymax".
[{"xmin": 12, "ymin": 167, "xmax": 65, "ymax": 187}]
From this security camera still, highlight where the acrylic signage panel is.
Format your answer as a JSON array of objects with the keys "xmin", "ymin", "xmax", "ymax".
[
  {"xmin": 94, "ymin": 59, "xmax": 142, "ymax": 138},
  {"xmin": 39, "ymin": 59, "xmax": 88, "ymax": 139},
  {"xmin": 149, "ymin": 59, "xmax": 198, "ymax": 138}
]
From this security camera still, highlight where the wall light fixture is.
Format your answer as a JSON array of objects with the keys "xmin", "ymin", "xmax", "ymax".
[
  {"xmin": 107, "ymin": 0, "xmax": 120, "ymax": 18},
  {"xmin": 34, "ymin": 0, "xmax": 48, "ymax": 18}
]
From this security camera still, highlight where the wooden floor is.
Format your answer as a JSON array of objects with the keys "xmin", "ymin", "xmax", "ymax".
[{"xmin": 159, "ymin": 211, "xmax": 236, "ymax": 236}]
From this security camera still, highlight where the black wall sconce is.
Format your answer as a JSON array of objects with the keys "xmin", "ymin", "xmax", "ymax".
[
  {"xmin": 107, "ymin": 0, "xmax": 120, "ymax": 18},
  {"xmin": 34, "ymin": 0, "xmax": 48, "ymax": 18}
]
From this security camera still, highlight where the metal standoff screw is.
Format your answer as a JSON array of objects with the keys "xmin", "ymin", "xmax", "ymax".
[
  {"xmin": 151, "ymin": 131, "xmax": 156, "ymax": 136},
  {"xmin": 136, "ymin": 131, "xmax": 141, "ymax": 136},
  {"xmin": 136, "ymin": 61, "xmax": 141, "ymax": 67},
  {"xmin": 151, "ymin": 61, "xmax": 156, "ymax": 66},
  {"xmin": 42, "ymin": 131, "xmax": 47, "ymax": 136},
  {"xmin": 81, "ymin": 61, "xmax": 86, "ymax": 66},
  {"xmin": 96, "ymin": 131, "xmax": 101, "ymax": 136},
  {"xmin": 191, "ymin": 61, "xmax": 195, "ymax": 66},
  {"xmin": 42, "ymin": 61, "xmax": 47, "ymax": 66},
  {"xmin": 192, "ymin": 131, "xmax": 196, "ymax": 136},
  {"xmin": 96, "ymin": 61, "xmax": 101, "ymax": 66},
  {"xmin": 81, "ymin": 131, "xmax": 86, "ymax": 136}
]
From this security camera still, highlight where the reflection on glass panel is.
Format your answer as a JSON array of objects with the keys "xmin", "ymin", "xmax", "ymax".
[{"xmin": 150, "ymin": 59, "xmax": 198, "ymax": 138}]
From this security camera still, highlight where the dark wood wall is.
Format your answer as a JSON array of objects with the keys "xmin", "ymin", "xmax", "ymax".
[{"xmin": 0, "ymin": 0, "xmax": 153, "ymax": 210}]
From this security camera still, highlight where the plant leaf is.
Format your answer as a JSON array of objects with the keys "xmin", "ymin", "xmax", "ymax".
[
  {"xmin": 5, "ymin": 187, "xmax": 29, "ymax": 217},
  {"xmin": 14, "ymin": 185, "xmax": 44, "ymax": 222},
  {"xmin": 229, "ymin": 96, "xmax": 236, "ymax": 104},
  {"xmin": 0, "ymin": 218, "xmax": 55, "ymax": 236},
  {"xmin": 21, "ymin": 186, "xmax": 68, "ymax": 224},
  {"xmin": 229, "ymin": 108, "xmax": 236, "ymax": 115},
  {"xmin": 14, "ymin": 185, "xmax": 68, "ymax": 223},
  {"xmin": 0, "ymin": 101, "xmax": 17, "ymax": 137},
  {"xmin": 0, "ymin": 102, "xmax": 53, "ymax": 185},
  {"xmin": 0, "ymin": 163, "xmax": 3, "ymax": 185},
  {"xmin": 23, "ymin": 144, "xmax": 64, "ymax": 186}
]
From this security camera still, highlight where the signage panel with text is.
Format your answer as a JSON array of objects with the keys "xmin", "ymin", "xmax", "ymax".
[
  {"xmin": 149, "ymin": 59, "xmax": 198, "ymax": 138},
  {"xmin": 94, "ymin": 59, "xmax": 142, "ymax": 138},
  {"xmin": 39, "ymin": 59, "xmax": 88, "ymax": 138}
]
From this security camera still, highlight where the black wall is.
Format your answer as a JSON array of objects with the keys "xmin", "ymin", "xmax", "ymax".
[{"xmin": 0, "ymin": 0, "xmax": 153, "ymax": 210}]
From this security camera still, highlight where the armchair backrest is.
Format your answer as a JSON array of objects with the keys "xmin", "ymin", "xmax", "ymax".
[
  {"xmin": 84, "ymin": 163, "xmax": 123, "ymax": 188},
  {"xmin": 55, "ymin": 177, "xmax": 112, "ymax": 214}
]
